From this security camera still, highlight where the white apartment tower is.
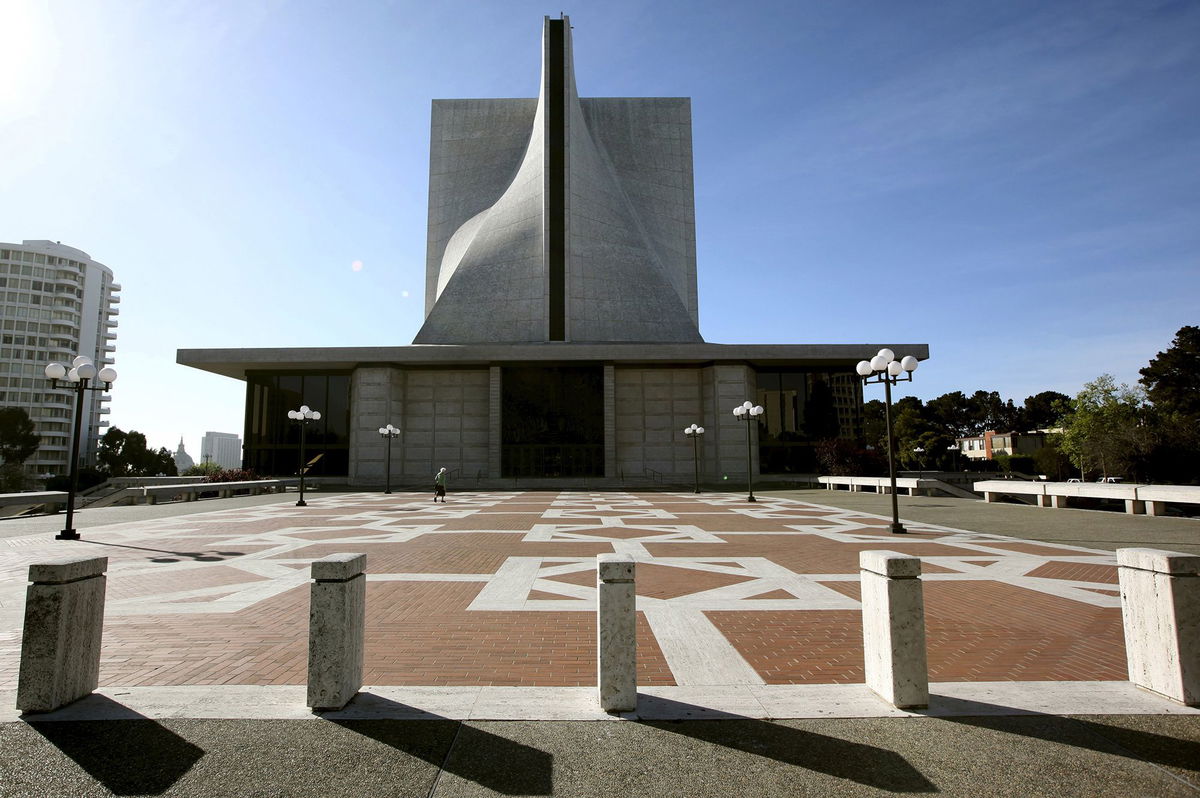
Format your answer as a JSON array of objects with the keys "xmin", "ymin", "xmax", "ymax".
[
  {"xmin": 201, "ymin": 431, "xmax": 242, "ymax": 470},
  {"xmin": 0, "ymin": 240, "xmax": 120, "ymax": 476}
]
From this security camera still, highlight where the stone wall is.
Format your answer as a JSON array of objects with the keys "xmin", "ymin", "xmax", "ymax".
[{"xmin": 349, "ymin": 367, "xmax": 489, "ymax": 486}]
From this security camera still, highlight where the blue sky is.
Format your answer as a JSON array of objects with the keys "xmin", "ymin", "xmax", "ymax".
[{"xmin": 2, "ymin": 0, "xmax": 1197, "ymax": 455}]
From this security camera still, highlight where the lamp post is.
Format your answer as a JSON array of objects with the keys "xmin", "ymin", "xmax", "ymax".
[
  {"xmin": 856, "ymin": 349, "xmax": 919, "ymax": 534},
  {"xmin": 732, "ymin": 400, "xmax": 764, "ymax": 502},
  {"xmin": 287, "ymin": 405, "xmax": 321, "ymax": 507},
  {"xmin": 683, "ymin": 423, "xmax": 705, "ymax": 494},
  {"xmin": 378, "ymin": 423, "xmax": 399, "ymax": 494},
  {"xmin": 44, "ymin": 355, "xmax": 117, "ymax": 541},
  {"xmin": 913, "ymin": 446, "xmax": 925, "ymax": 476}
]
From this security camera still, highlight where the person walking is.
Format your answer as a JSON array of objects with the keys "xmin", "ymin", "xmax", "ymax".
[{"xmin": 434, "ymin": 467, "xmax": 448, "ymax": 503}]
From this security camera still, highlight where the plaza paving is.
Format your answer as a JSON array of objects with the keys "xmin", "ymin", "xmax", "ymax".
[
  {"xmin": 2, "ymin": 490, "xmax": 1199, "ymax": 796},
  {"xmin": 0, "ymin": 490, "xmax": 1136, "ymax": 694}
]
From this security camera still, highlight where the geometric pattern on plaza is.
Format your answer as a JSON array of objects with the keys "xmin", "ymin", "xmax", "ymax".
[{"xmin": 0, "ymin": 491, "xmax": 1125, "ymax": 690}]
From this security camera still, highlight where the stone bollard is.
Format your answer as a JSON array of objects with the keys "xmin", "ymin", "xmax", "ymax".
[
  {"xmin": 597, "ymin": 553, "xmax": 637, "ymax": 712},
  {"xmin": 307, "ymin": 553, "xmax": 366, "ymax": 712},
  {"xmin": 1117, "ymin": 548, "xmax": 1199, "ymax": 705},
  {"xmin": 860, "ymin": 551, "xmax": 929, "ymax": 709},
  {"xmin": 16, "ymin": 556, "xmax": 108, "ymax": 714}
]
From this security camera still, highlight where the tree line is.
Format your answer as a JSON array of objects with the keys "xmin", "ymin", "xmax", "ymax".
[{"xmin": 821, "ymin": 325, "xmax": 1200, "ymax": 484}]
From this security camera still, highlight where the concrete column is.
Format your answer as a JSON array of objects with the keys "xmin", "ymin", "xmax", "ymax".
[
  {"xmin": 603, "ymin": 364, "xmax": 616, "ymax": 479},
  {"xmin": 1148, "ymin": 501, "xmax": 1167, "ymax": 517},
  {"xmin": 597, "ymin": 554, "xmax": 636, "ymax": 712},
  {"xmin": 1038, "ymin": 495, "xmax": 1053, "ymax": 508},
  {"xmin": 307, "ymin": 553, "xmax": 366, "ymax": 712},
  {"xmin": 1117, "ymin": 548, "xmax": 1199, "ymax": 705},
  {"xmin": 1125, "ymin": 499, "xmax": 1146, "ymax": 515},
  {"xmin": 16, "ymin": 556, "xmax": 108, "ymax": 714},
  {"xmin": 983, "ymin": 491, "xmax": 997, "ymax": 503},
  {"xmin": 488, "ymin": 366, "xmax": 502, "ymax": 479},
  {"xmin": 1051, "ymin": 494, "xmax": 1068, "ymax": 508},
  {"xmin": 860, "ymin": 551, "xmax": 929, "ymax": 709}
]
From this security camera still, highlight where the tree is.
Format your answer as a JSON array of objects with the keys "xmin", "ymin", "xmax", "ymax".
[
  {"xmin": 1059, "ymin": 375, "xmax": 1152, "ymax": 480},
  {"xmin": 0, "ymin": 407, "xmax": 39, "ymax": 465},
  {"xmin": 1139, "ymin": 325, "xmax": 1200, "ymax": 418},
  {"xmin": 924, "ymin": 392, "xmax": 974, "ymax": 438},
  {"xmin": 98, "ymin": 427, "xmax": 179, "ymax": 477},
  {"xmin": 1021, "ymin": 391, "xmax": 1072, "ymax": 431}
]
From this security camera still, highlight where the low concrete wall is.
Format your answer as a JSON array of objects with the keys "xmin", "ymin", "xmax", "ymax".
[{"xmin": 975, "ymin": 481, "xmax": 1200, "ymax": 515}]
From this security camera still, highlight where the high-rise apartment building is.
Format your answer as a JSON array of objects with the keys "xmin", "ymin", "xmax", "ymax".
[
  {"xmin": 0, "ymin": 240, "xmax": 120, "ymax": 476},
  {"xmin": 200, "ymin": 431, "xmax": 242, "ymax": 470}
]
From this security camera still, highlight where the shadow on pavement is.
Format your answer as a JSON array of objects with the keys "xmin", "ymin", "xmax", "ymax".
[
  {"xmin": 638, "ymin": 696, "xmax": 937, "ymax": 793},
  {"xmin": 84, "ymin": 539, "xmax": 246, "ymax": 563},
  {"xmin": 327, "ymin": 693, "xmax": 553, "ymax": 796},
  {"xmin": 25, "ymin": 696, "xmax": 204, "ymax": 796},
  {"xmin": 930, "ymin": 695, "xmax": 1200, "ymax": 773}
]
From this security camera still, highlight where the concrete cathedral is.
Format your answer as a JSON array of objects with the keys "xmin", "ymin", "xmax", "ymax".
[{"xmin": 179, "ymin": 16, "xmax": 927, "ymax": 486}]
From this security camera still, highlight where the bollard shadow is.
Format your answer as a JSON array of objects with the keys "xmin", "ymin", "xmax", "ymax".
[
  {"xmin": 24, "ymin": 695, "xmax": 204, "ymax": 796},
  {"xmin": 926, "ymin": 694, "xmax": 1200, "ymax": 774},
  {"xmin": 636, "ymin": 695, "xmax": 937, "ymax": 793},
  {"xmin": 85, "ymin": 540, "xmax": 245, "ymax": 563},
  {"xmin": 324, "ymin": 692, "xmax": 553, "ymax": 796}
]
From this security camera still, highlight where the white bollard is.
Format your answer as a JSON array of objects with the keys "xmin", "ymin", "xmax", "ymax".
[
  {"xmin": 597, "ymin": 554, "xmax": 637, "ymax": 712},
  {"xmin": 1117, "ymin": 548, "xmax": 1199, "ymax": 705},
  {"xmin": 17, "ymin": 556, "xmax": 108, "ymax": 713},
  {"xmin": 860, "ymin": 550, "xmax": 929, "ymax": 709},
  {"xmin": 307, "ymin": 553, "xmax": 366, "ymax": 712}
]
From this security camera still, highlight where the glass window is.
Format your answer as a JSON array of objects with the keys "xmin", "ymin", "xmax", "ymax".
[{"xmin": 244, "ymin": 371, "xmax": 350, "ymax": 476}]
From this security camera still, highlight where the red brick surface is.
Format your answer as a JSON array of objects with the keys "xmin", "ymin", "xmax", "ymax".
[{"xmin": 0, "ymin": 491, "xmax": 1125, "ymax": 689}]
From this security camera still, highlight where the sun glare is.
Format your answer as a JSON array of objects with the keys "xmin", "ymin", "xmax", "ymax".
[{"xmin": 0, "ymin": 0, "xmax": 59, "ymax": 110}]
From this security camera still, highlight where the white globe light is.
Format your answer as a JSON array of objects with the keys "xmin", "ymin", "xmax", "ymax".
[
  {"xmin": 877, "ymin": 348, "xmax": 895, "ymax": 362},
  {"xmin": 72, "ymin": 355, "xmax": 93, "ymax": 368},
  {"xmin": 299, "ymin": 405, "xmax": 310, "ymax": 415},
  {"xmin": 752, "ymin": 405, "xmax": 764, "ymax": 416},
  {"xmin": 856, "ymin": 360, "xmax": 872, "ymax": 377},
  {"xmin": 77, "ymin": 363, "xmax": 97, "ymax": 379},
  {"xmin": 733, "ymin": 406, "xmax": 745, "ymax": 416},
  {"xmin": 684, "ymin": 427, "xmax": 692, "ymax": 435},
  {"xmin": 67, "ymin": 367, "xmax": 81, "ymax": 382},
  {"xmin": 287, "ymin": 410, "xmax": 299, "ymax": 420},
  {"xmin": 887, "ymin": 360, "xmax": 903, "ymax": 377},
  {"xmin": 900, "ymin": 355, "xmax": 919, "ymax": 372},
  {"xmin": 378, "ymin": 427, "xmax": 387, "ymax": 435},
  {"xmin": 45, "ymin": 362, "xmax": 66, "ymax": 380},
  {"xmin": 97, "ymin": 367, "xmax": 117, "ymax": 383},
  {"xmin": 311, "ymin": 411, "xmax": 321, "ymax": 420},
  {"xmin": 742, "ymin": 400, "xmax": 753, "ymax": 409},
  {"xmin": 696, "ymin": 427, "xmax": 704, "ymax": 434},
  {"xmin": 870, "ymin": 355, "xmax": 888, "ymax": 372}
]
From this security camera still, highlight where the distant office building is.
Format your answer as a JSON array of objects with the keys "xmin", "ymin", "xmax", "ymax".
[
  {"xmin": 0, "ymin": 240, "xmax": 120, "ymax": 477},
  {"xmin": 174, "ymin": 438, "xmax": 194, "ymax": 472},
  {"xmin": 201, "ymin": 431, "xmax": 242, "ymax": 470}
]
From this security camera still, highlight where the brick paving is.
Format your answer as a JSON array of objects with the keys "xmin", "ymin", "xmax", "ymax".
[{"xmin": 0, "ymin": 491, "xmax": 1127, "ymax": 690}]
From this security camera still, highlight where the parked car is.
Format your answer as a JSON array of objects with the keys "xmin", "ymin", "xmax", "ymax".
[{"xmin": 1096, "ymin": 477, "xmax": 1124, "ymax": 483}]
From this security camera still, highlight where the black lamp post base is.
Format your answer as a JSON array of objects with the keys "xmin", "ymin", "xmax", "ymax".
[
  {"xmin": 56, "ymin": 529, "xmax": 80, "ymax": 541},
  {"xmin": 888, "ymin": 523, "xmax": 907, "ymax": 534},
  {"xmin": 384, "ymin": 489, "xmax": 392, "ymax": 495},
  {"xmin": 296, "ymin": 499, "xmax": 307, "ymax": 507},
  {"xmin": 747, "ymin": 494, "xmax": 756, "ymax": 502}
]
